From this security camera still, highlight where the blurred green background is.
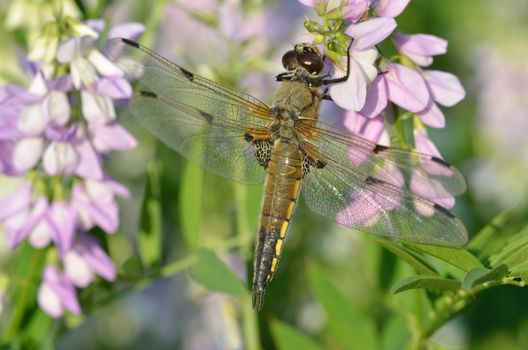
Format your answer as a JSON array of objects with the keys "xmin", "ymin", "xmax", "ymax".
[{"xmin": 1, "ymin": 0, "xmax": 528, "ymax": 349}]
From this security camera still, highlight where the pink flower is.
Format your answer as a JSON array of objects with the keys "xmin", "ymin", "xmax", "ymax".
[
  {"xmin": 72, "ymin": 179, "xmax": 130, "ymax": 233},
  {"xmin": 383, "ymin": 62, "xmax": 431, "ymax": 113},
  {"xmin": 394, "ymin": 33, "xmax": 447, "ymax": 67},
  {"xmin": 412, "ymin": 128, "xmax": 455, "ymax": 208},
  {"xmin": 343, "ymin": 0, "xmax": 371, "ymax": 23},
  {"xmin": 374, "ymin": 0, "xmax": 411, "ymax": 18},
  {"xmin": 329, "ymin": 48, "xmax": 378, "ymax": 111},
  {"xmin": 63, "ymin": 233, "xmax": 116, "ymax": 287},
  {"xmin": 347, "ymin": 17, "xmax": 397, "ymax": 51},
  {"xmin": 37, "ymin": 266, "xmax": 81, "ymax": 318}
]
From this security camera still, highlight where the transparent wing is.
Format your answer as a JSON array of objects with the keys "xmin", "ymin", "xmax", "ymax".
[
  {"xmin": 296, "ymin": 119, "xmax": 466, "ymax": 199},
  {"xmin": 107, "ymin": 38, "xmax": 274, "ymax": 184},
  {"xmin": 297, "ymin": 120, "xmax": 467, "ymax": 246}
]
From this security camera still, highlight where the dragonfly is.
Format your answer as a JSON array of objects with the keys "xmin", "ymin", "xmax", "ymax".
[{"xmin": 107, "ymin": 37, "xmax": 467, "ymax": 310}]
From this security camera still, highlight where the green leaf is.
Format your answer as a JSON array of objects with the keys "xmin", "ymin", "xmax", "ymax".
[
  {"xmin": 121, "ymin": 255, "xmax": 144, "ymax": 279},
  {"xmin": 381, "ymin": 314, "xmax": 411, "ymax": 350},
  {"xmin": 488, "ymin": 226, "xmax": 528, "ymax": 269},
  {"xmin": 462, "ymin": 264, "xmax": 509, "ymax": 290},
  {"xmin": 179, "ymin": 161, "xmax": 204, "ymax": 250},
  {"xmin": 308, "ymin": 264, "xmax": 378, "ymax": 350},
  {"xmin": 404, "ymin": 242, "xmax": 483, "ymax": 272},
  {"xmin": 189, "ymin": 249, "xmax": 246, "ymax": 295},
  {"xmin": 376, "ymin": 240, "xmax": 437, "ymax": 275},
  {"xmin": 467, "ymin": 209, "xmax": 514, "ymax": 259},
  {"xmin": 138, "ymin": 161, "xmax": 163, "ymax": 267},
  {"xmin": 23, "ymin": 309, "xmax": 53, "ymax": 347},
  {"xmin": 391, "ymin": 275, "xmax": 461, "ymax": 295},
  {"xmin": 270, "ymin": 319, "xmax": 323, "ymax": 350}
]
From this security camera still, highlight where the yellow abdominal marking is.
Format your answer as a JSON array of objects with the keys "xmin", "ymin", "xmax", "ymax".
[
  {"xmin": 280, "ymin": 221, "xmax": 289, "ymax": 239},
  {"xmin": 270, "ymin": 257, "xmax": 278, "ymax": 272},
  {"xmin": 275, "ymin": 238, "xmax": 284, "ymax": 256},
  {"xmin": 284, "ymin": 201, "xmax": 295, "ymax": 220}
]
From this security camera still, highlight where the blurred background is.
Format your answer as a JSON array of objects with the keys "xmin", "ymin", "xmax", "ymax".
[{"xmin": 1, "ymin": 0, "xmax": 528, "ymax": 349}]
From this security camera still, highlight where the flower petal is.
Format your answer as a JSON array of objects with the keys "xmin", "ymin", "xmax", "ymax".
[
  {"xmin": 384, "ymin": 63, "xmax": 430, "ymax": 112},
  {"xmin": 393, "ymin": 33, "xmax": 447, "ymax": 67},
  {"xmin": 0, "ymin": 183, "xmax": 31, "ymax": 220},
  {"xmin": 91, "ymin": 122, "xmax": 137, "ymax": 152},
  {"xmin": 42, "ymin": 141, "xmax": 79, "ymax": 175},
  {"xmin": 375, "ymin": 0, "xmax": 411, "ymax": 18},
  {"xmin": 417, "ymin": 102, "xmax": 445, "ymax": 128},
  {"xmin": 87, "ymin": 50, "xmax": 123, "ymax": 77},
  {"xmin": 81, "ymin": 91, "xmax": 116, "ymax": 124},
  {"xmin": 347, "ymin": 18, "xmax": 397, "ymax": 50},
  {"xmin": 329, "ymin": 59, "xmax": 368, "ymax": 111},
  {"xmin": 423, "ymin": 70, "xmax": 465, "ymax": 107},
  {"xmin": 47, "ymin": 202, "xmax": 77, "ymax": 252},
  {"xmin": 359, "ymin": 74, "xmax": 388, "ymax": 118},
  {"xmin": 96, "ymin": 76, "xmax": 132, "ymax": 98},
  {"xmin": 13, "ymin": 137, "xmax": 44, "ymax": 172},
  {"xmin": 64, "ymin": 250, "xmax": 94, "ymax": 287},
  {"xmin": 107, "ymin": 22, "xmax": 145, "ymax": 41},
  {"xmin": 38, "ymin": 266, "xmax": 81, "ymax": 317},
  {"xmin": 43, "ymin": 91, "xmax": 70, "ymax": 125},
  {"xmin": 78, "ymin": 233, "xmax": 116, "ymax": 282},
  {"xmin": 74, "ymin": 137, "xmax": 103, "ymax": 180}
]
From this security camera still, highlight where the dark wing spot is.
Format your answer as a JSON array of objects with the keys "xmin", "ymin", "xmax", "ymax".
[
  {"xmin": 180, "ymin": 67, "xmax": 194, "ymax": 81},
  {"xmin": 199, "ymin": 111, "xmax": 214, "ymax": 124},
  {"xmin": 120, "ymin": 38, "xmax": 140, "ymax": 48},
  {"xmin": 244, "ymin": 133, "xmax": 254, "ymax": 142},
  {"xmin": 365, "ymin": 176, "xmax": 383, "ymax": 185},
  {"xmin": 433, "ymin": 203, "xmax": 455, "ymax": 218},
  {"xmin": 315, "ymin": 160, "xmax": 325, "ymax": 169},
  {"xmin": 431, "ymin": 156, "xmax": 451, "ymax": 168},
  {"xmin": 373, "ymin": 144, "xmax": 389, "ymax": 154},
  {"xmin": 139, "ymin": 90, "xmax": 157, "ymax": 98}
]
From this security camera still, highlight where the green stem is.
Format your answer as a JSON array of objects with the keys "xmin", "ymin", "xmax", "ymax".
[
  {"xmin": 383, "ymin": 103, "xmax": 407, "ymax": 148},
  {"xmin": 3, "ymin": 249, "xmax": 46, "ymax": 340},
  {"xmin": 416, "ymin": 278, "xmax": 524, "ymax": 345},
  {"xmin": 234, "ymin": 183, "xmax": 260, "ymax": 350}
]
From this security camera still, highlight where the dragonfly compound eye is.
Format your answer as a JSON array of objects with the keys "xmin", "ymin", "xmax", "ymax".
[
  {"xmin": 282, "ymin": 50, "xmax": 297, "ymax": 71},
  {"xmin": 297, "ymin": 52, "xmax": 324, "ymax": 75}
]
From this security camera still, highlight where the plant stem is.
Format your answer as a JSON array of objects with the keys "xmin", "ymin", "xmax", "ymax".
[
  {"xmin": 3, "ymin": 248, "xmax": 46, "ymax": 340},
  {"xmin": 234, "ymin": 183, "xmax": 260, "ymax": 350}
]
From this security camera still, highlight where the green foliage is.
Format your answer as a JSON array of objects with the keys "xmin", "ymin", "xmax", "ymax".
[
  {"xmin": 179, "ymin": 161, "xmax": 205, "ymax": 250},
  {"xmin": 270, "ymin": 320, "xmax": 323, "ymax": 350},
  {"xmin": 189, "ymin": 249, "xmax": 246, "ymax": 295},
  {"xmin": 308, "ymin": 264, "xmax": 378, "ymax": 350},
  {"xmin": 138, "ymin": 161, "xmax": 163, "ymax": 267}
]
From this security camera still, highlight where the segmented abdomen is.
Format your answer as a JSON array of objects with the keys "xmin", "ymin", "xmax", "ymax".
[{"xmin": 252, "ymin": 138, "xmax": 303, "ymax": 309}]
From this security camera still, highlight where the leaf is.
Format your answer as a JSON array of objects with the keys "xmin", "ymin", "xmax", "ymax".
[
  {"xmin": 270, "ymin": 319, "xmax": 323, "ymax": 350},
  {"xmin": 391, "ymin": 275, "xmax": 461, "ymax": 294},
  {"xmin": 376, "ymin": 240, "xmax": 437, "ymax": 275},
  {"xmin": 308, "ymin": 264, "xmax": 378, "ymax": 350},
  {"xmin": 462, "ymin": 264, "xmax": 509, "ymax": 290},
  {"xmin": 404, "ymin": 242, "xmax": 483, "ymax": 271},
  {"xmin": 189, "ymin": 249, "xmax": 246, "ymax": 295},
  {"xmin": 381, "ymin": 314, "xmax": 411, "ymax": 350},
  {"xmin": 121, "ymin": 255, "xmax": 144, "ymax": 279},
  {"xmin": 138, "ymin": 161, "xmax": 163, "ymax": 267},
  {"xmin": 488, "ymin": 226, "xmax": 528, "ymax": 269},
  {"xmin": 467, "ymin": 209, "xmax": 514, "ymax": 259},
  {"xmin": 179, "ymin": 161, "xmax": 204, "ymax": 250},
  {"xmin": 23, "ymin": 309, "xmax": 53, "ymax": 347}
]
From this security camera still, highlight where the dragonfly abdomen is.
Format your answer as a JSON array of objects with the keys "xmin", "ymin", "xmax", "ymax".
[{"xmin": 252, "ymin": 138, "xmax": 303, "ymax": 309}]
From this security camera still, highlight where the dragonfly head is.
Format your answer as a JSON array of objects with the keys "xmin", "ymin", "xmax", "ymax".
[{"xmin": 282, "ymin": 43, "xmax": 324, "ymax": 76}]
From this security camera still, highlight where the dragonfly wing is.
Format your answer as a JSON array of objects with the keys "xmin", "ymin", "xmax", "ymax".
[
  {"xmin": 296, "ymin": 120, "xmax": 466, "ymax": 200},
  {"xmin": 296, "ymin": 121, "xmax": 468, "ymax": 246},
  {"xmin": 107, "ymin": 38, "xmax": 274, "ymax": 184}
]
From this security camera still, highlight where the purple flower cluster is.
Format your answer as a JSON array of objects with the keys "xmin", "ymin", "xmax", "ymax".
[
  {"xmin": 0, "ymin": 19, "xmax": 143, "ymax": 317},
  {"xmin": 299, "ymin": 0, "xmax": 465, "ymax": 225}
]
